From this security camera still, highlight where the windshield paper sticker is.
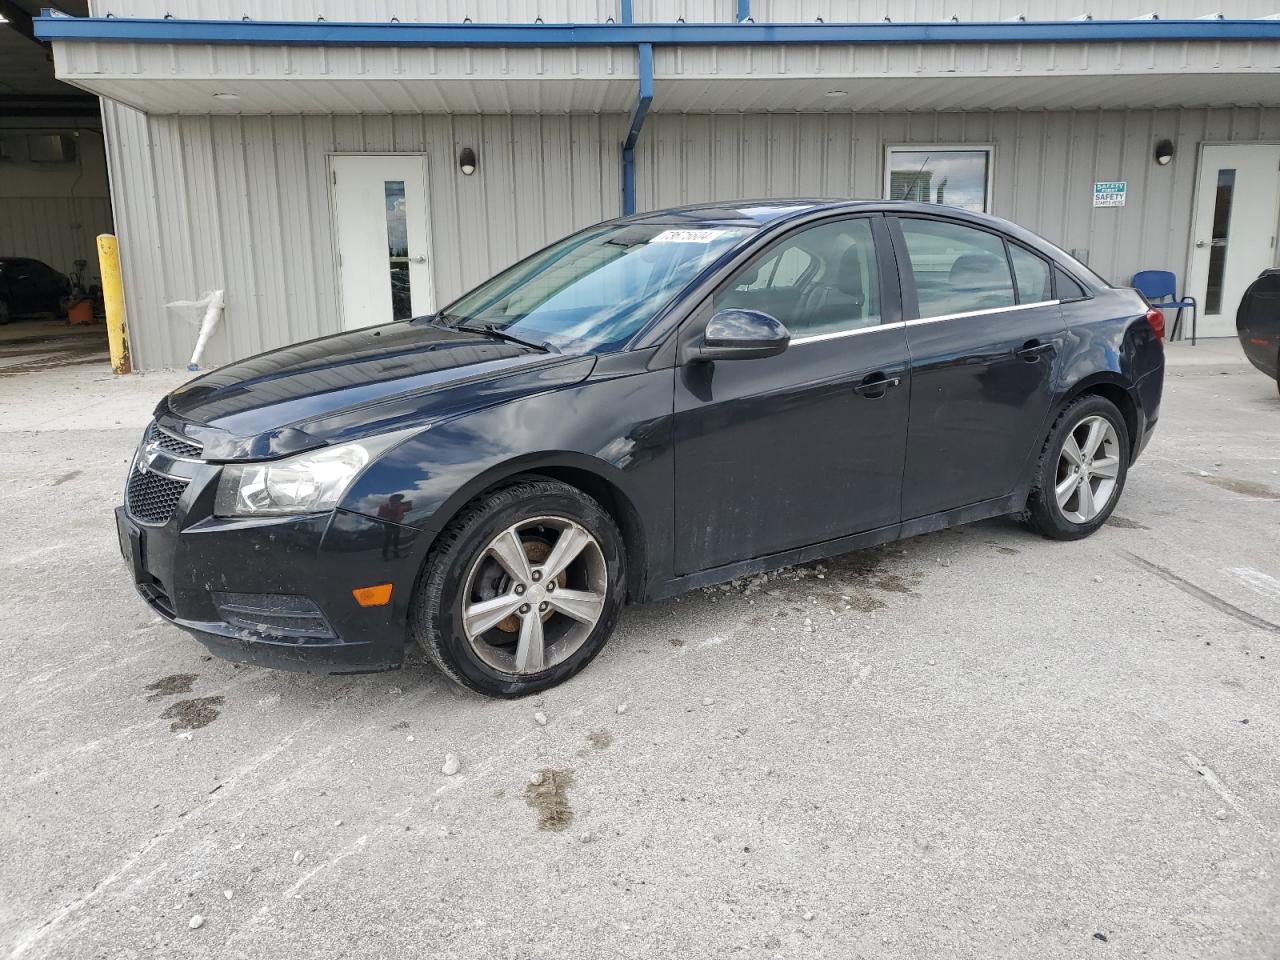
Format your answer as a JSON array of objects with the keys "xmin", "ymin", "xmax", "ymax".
[{"xmin": 650, "ymin": 229, "xmax": 728, "ymax": 244}]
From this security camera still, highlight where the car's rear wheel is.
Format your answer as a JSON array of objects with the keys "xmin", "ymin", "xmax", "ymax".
[
  {"xmin": 412, "ymin": 478, "xmax": 625, "ymax": 697},
  {"xmin": 1022, "ymin": 395, "xmax": 1129, "ymax": 540}
]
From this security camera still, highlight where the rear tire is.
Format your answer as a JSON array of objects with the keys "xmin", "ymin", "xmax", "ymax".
[
  {"xmin": 1021, "ymin": 395, "xmax": 1130, "ymax": 541},
  {"xmin": 411, "ymin": 478, "xmax": 626, "ymax": 698}
]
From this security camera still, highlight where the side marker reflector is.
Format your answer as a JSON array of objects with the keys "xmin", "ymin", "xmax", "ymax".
[{"xmin": 353, "ymin": 584, "xmax": 394, "ymax": 607}]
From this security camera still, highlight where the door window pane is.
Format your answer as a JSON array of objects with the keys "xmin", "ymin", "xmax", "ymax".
[
  {"xmin": 1206, "ymin": 168, "xmax": 1236, "ymax": 315},
  {"xmin": 899, "ymin": 218, "xmax": 1016, "ymax": 318},
  {"xmin": 886, "ymin": 148, "xmax": 990, "ymax": 212},
  {"xmin": 715, "ymin": 218, "xmax": 881, "ymax": 338},
  {"xmin": 1008, "ymin": 244, "xmax": 1051, "ymax": 303},
  {"xmin": 384, "ymin": 180, "xmax": 412, "ymax": 320}
]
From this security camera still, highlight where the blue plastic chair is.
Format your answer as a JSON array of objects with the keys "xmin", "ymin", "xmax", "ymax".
[{"xmin": 1132, "ymin": 270, "xmax": 1198, "ymax": 344}]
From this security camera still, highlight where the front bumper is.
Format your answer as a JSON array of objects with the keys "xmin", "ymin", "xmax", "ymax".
[{"xmin": 116, "ymin": 499, "xmax": 428, "ymax": 675}]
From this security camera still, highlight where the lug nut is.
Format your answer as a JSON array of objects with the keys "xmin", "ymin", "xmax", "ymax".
[
  {"xmin": 545, "ymin": 582, "xmax": 555, "ymax": 592},
  {"xmin": 539, "ymin": 601, "xmax": 549, "ymax": 612},
  {"xmin": 531, "ymin": 570, "xmax": 542, "ymax": 582},
  {"xmin": 519, "ymin": 603, "xmax": 531, "ymax": 615},
  {"xmin": 514, "ymin": 584, "xmax": 525, "ymax": 595}
]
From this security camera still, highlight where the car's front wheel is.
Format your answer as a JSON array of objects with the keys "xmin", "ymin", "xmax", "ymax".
[
  {"xmin": 1022, "ymin": 395, "xmax": 1130, "ymax": 540},
  {"xmin": 412, "ymin": 478, "xmax": 625, "ymax": 697}
]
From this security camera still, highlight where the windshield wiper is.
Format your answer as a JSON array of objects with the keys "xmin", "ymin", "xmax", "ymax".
[{"xmin": 456, "ymin": 322, "xmax": 560, "ymax": 354}]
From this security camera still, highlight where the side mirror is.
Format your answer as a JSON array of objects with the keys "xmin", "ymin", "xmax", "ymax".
[{"xmin": 697, "ymin": 309, "xmax": 790, "ymax": 361}]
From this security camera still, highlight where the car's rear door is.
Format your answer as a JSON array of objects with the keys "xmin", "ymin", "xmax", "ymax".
[
  {"xmin": 888, "ymin": 214, "xmax": 1067, "ymax": 520},
  {"xmin": 673, "ymin": 214, "xmax": 910, "ymax": 575}
]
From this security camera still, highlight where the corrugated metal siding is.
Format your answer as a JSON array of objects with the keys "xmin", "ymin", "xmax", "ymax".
[
  {"xmin": 746, "ymin": 0, "xmax": 1280, "ymax": 21},
  {"xmin": 104, "ymin": 101, "xmax": 1280, "ymax": 371},
  {"xmin": 102, "ymin": 102, "xmax": 624, "ymax": 370},
  {"xmin": 91, "ymin": 1, "xmax": 623, "ymax": 22},
  {"xmin": 0, "ymin": 197, "xmax": 114, "ymax": 277},
  {"xmin": 636, "ymin": 107, "xmax": 1280, "ymax": 287},
  {"xmin": 90, "ymin": 0, "xmax": 1280, "ymax": 22}
]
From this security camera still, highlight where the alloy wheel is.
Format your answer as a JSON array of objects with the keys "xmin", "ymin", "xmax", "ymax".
[
  {"xmin": 460, "ymin": 516, "xmax": 608, "ymax": 675},
  {"xmin": 1054, "ymin": 414, "xmax": 1121, "ymax": 524}
]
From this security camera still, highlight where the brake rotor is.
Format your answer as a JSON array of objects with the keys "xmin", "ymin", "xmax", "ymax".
[{"xmin": 495, "ymin": 537, "xmax": 568, "ymax": 633}]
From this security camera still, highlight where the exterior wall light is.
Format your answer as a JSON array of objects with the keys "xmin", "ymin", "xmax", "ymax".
[
  {"xmin": 459, "ymin": 147, "xmax": 478, "ymax": 176},
  {"xmin": 825, "ymin": 90, "xmax": 848, "ymax": 98},
  {"xmin": 1154, "ymin": 139, "xmax": 1174, "ymax": 166},
  {"xmin": 212, "ymin": 92, "xmax": 240, "ymax": 101}
]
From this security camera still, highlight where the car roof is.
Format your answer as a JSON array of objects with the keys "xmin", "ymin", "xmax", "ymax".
[{"xmin": 617, "ymin": 199, "xmax": 1027, "ymax": 231}]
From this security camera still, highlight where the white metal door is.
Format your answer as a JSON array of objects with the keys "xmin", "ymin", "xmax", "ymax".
[
  {"xmin": 1186, "ymin": 144, "xmax": 1280, "ymax": 338},
  {"xmin": 331, "ymin": 155, "xmax": 434, "ymax": 330}
]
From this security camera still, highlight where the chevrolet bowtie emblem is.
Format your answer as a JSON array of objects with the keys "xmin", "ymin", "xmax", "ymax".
[{"xmin": 139, "ymin": 440, "xmax": 162, "ymax": 474}]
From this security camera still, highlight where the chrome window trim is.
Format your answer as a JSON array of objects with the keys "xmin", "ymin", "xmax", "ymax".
[
  {"xmin": 787, "ymin": 299, "xmax": 1060, "ymax": 346},
  {"xmin": 908, "ymin": 299, "xmax": 1060, "ymax": 325},
  {"xmin": 790, "ymin": 321, "xmax": 905, "ymax": 345}
]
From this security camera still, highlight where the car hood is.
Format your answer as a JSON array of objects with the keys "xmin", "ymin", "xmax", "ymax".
[{"xmin": 160, "ymin": 321, "xmax": 595, "ymax": 460}]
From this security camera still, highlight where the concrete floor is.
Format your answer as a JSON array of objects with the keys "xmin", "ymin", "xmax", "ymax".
[
  {"xmin": 0, "ymin": 320, "xmax": 109, "ymax": 376},
  {"xmin": 1, "ymin": 341, "xmax": 1277, "ymax": 959}
]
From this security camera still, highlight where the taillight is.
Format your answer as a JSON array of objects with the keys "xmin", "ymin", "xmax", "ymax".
[{"xmin": 1144, "ymin": 307, "xmax": 1165, "ymax": 341}]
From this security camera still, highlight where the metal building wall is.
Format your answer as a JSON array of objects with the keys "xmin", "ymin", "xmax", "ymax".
[
  {"xmin": 0, "ymin": 119, "xmax": 114, "ymax": 280},
  {"xmin": 104, "ymin": 102, "xmax": 1280, "ymax": 370},
  {"xmin": 637, "ymin": 107, "xmax": 1280, "ymax": 290},
  {"xmin": 90, "ymin": 0, "xmax": 1280, "ymax": 22},
  {"xmin": 102, "ymin": 102, "xmax": 623, "ymax": 370}
]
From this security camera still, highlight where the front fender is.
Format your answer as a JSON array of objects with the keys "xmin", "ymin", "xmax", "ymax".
[{"xmin": 338, "ymin": 366, "xmax": 676, "ymax": 587}]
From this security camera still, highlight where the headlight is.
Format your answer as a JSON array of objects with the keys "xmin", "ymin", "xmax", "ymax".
[{"xmin": 213, "ymin": 432, "xmax": 413, "ymax": 518}]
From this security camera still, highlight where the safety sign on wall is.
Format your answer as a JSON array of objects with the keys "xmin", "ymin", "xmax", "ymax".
[{"xmin": 1093, "ymin": 181, "xmax": 1127, "ymax": 207}]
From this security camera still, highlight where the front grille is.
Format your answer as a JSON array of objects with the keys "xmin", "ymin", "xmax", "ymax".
[
  {"xmin": 150, "ymin": 423, "xmax": 202, "ymax": 459},
  {"xmin": 126, "ymin": 468, "xmax": 187, "ymax": 525}
]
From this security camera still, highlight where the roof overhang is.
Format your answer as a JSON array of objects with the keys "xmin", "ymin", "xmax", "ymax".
[
  {"xmin": 31, "ymin": 15, "xmax": 1280, "ymax": 46},
  {"xmin": 33, "ymin": 13, "xmax": 1280, "ymax": 115}
]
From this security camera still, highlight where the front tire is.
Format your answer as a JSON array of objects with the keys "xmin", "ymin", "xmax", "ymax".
[
  {"xmin": 1022, "ymin": 395, "xmax": 1130, "ymax": 541},
  {"xmin": 412, "ymin": 478, "xmax": 626, "ymax": 698}
]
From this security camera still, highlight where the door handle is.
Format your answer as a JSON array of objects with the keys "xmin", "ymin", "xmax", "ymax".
[
  {"xmin": 1194, "ymin": 239, "xmax": 1207, "ymax": 248},
  {"xmin": 853, "ymin": 373, "xmax": 901, "ymax": 398},
  {"xmin": 410, "ymin": 256, "xmax": 426, "ymax": 264},
  {"xmin": 1016, "ymin": 340, "xmax": 1055, "ymax": 363}
]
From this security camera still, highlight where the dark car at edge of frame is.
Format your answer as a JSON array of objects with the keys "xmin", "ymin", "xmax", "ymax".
[{"xmin": 116, "ymin": 200, "xmax": 1165, "ymax": 697}]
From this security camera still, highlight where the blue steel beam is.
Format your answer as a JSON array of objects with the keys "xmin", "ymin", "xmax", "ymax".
[
  {"xmin": 33, "ymin": 15, "xmax": 1280, "ymax": 46},
  {"xmin": 621, "ymin": 41, "xmax": 653, "ymax": 216}
]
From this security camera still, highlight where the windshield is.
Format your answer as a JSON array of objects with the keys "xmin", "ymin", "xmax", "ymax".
[{"xmin": 440, "ymin": 222, "xmax": 755, "ymax": 353}]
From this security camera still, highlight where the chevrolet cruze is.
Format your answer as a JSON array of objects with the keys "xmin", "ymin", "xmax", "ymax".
[{"xmin": 117, "ymin": 200, "xmax": 1165, "ymax": 697}]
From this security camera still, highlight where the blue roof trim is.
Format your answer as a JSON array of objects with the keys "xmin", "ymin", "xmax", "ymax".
[{"xmin": 33, "ymin": 15, "xmax": 1280, "ymax": 47}]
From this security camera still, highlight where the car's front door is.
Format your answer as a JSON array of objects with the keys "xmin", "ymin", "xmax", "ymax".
[
  {"xmin": 889, "ymin": 215, "xmax": 1067, "ymax": 520},
  {"xmin": 673, "ymin": 215, "xmax": 910, "ymax": 575}
]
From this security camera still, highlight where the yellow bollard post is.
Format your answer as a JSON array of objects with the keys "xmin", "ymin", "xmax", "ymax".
[{"xmin": 96, "ymin": 234, "xmax": 131, "ymax": 375}]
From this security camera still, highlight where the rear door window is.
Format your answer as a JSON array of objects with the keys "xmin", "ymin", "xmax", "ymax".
[
  {"xmin": 1008, "ymin": 244, "xmax": 1052, "ymax": 303},
  {"xmin": 897, "ymin": 218, "xmax": 1016, "ymax": 318}
]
